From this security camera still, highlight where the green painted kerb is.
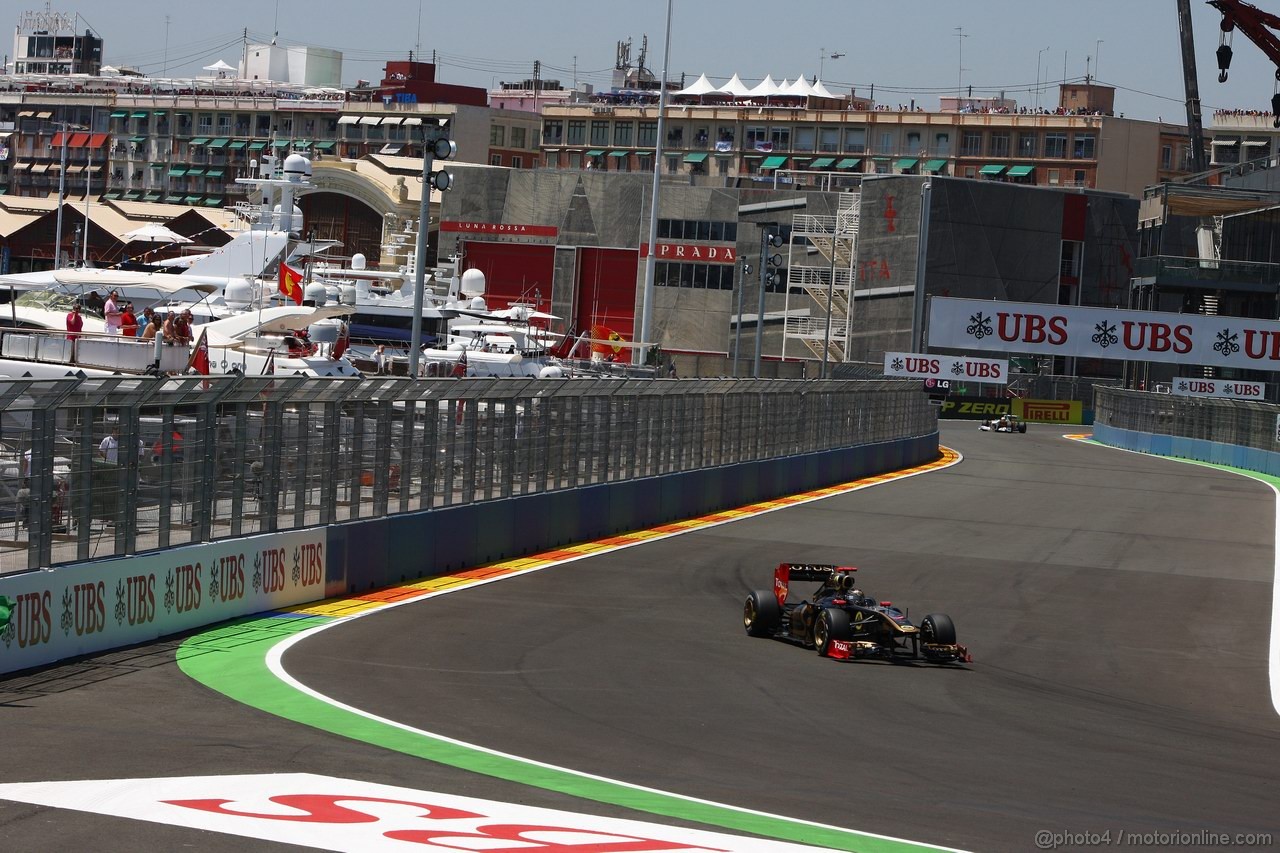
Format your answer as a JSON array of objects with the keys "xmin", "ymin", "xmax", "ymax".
[
  {"xmin": 1082, "ymin": 438, "xmax": 1280, "ymax": 491},
  {"xmin": 178, "ymin": 614, "xmax": 943, "ymax": 853}
]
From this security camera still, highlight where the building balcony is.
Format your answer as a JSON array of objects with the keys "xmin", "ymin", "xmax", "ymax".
[{"xmin": 1134, "ymin": 255, "xmax": 1280, "ymax": 294}]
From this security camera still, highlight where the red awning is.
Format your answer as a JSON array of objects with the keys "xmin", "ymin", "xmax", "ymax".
[
  {"xmin": 50, "ymin": 131, "xmax": 67, "ymax": 147},
  {"xmin": 68, "ymin": 132, "xmax": 90, "ymax": 148},
  {"xmin": 85, "ymin": 133, "xmax": 109, "ymax": 149}
]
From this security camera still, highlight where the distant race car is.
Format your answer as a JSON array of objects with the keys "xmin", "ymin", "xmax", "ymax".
[
  {"xmin": 979, "ymin": 414, "xmax": 1027, "ymax": 433},
  {"xmin": 743, "ymin": 563, "xmax": 971, "ymax": 664}
]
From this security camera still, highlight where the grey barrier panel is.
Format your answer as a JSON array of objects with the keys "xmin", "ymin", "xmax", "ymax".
[
  {"xmin": 0, "ymin": 376, "xmax": 937, "ymax": 576},
  {"xmin": 1095, "ymin": 386, "xmax": 1280, "ymax": 452}
]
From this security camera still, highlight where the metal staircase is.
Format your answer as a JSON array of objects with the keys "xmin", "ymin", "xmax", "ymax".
[{"xmin": 782, "ymin": 194, "xmax": 858, "ymax": 364}]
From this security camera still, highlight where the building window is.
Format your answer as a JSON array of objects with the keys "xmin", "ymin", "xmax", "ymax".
[
  {"xmin": 989, "ymin": 132, "xmax": 1010, "ymax": 158},
  {"xmin": 933, "ymin": 132, "xmax": 950, "ymax": 155},
  {"xmin": 716, "ymin": 156, "xmax": 729, "ymax": 176},
  {"xmin": 511, "ymin": 127, "xmax": 526, "ymax": 148},
  {"xmin": 567, "ymin": 120, "xmax": 585, "ymax": 145},
  {"xmin": 1161, "ymin": 145, "xmax": 1172, "ymax": 169},
  {"xmin": 613, "ymin": 122, "xmax": 633, "ymax": 147},
  {"xmin": 1048, "ymin": 168, "xmax": 1060, "ymax": 185},
  {"xmin": 819, "ymin": 126, "xmax": 839, "ymax": 152},
  {"xmin": 490, "ymin": 125, "xmax": 505, "ymax": 146},
  {"xmin": 845, "ymin": 127, "xmax": 866, "ymax": 153},
  {"xmin": 1074, "ymin": 169, "xmax": 1087, "ymax": 184},
  {"xmin": 666, "ymin": 155, "xmax": 679, "ymax": 173},
  {"xmin": 1072, "ymin": 134, "xmax": 1096, "ymax": 159},
  {"xmin": 770, "ymin": 126, "xmax": 791, "ymax": 150},
  {"xmin": 1044, "ymin": 132, "xmax": 1067, "ymax": 159},
  {"xmin": 960, "ymin": 131, "xmax": 982, "ymax": 157},
  {"xmin": 638, "ymin": 121, "xmax": 657, "ymax": 147},
  {"xmin": 490, "ymin": 154, "xmax": 502, "ymax": 166},
  {"xmin": 590, "ymin": 120, "xmax": 609, "ymax": 146},
  {"xmin": 545, "ymin": 151, "xmax": 560, "ymax": 168},
  {"xmin": 217, "ymin": 113, "xmax": 232, "ymax": 134},
  {"xmin": 543, "ymin": 120, "xmax": 563, "ymax": 145},
  {"xmin": 694, "ymin": 126, "xmax": 710, "ymax": 147},
  {"xmin": 792, "ymin": 127, "xmax": 815, "ymax": 152},
  {"xmin": 666, "ymin": 126, "xmax": 684, "ymax": 146},
  {"xmin": 964, "ymin": 166, "xmax": 977, "ymax": 178},
  {"xmin": 906, "ymin": 131, "xmax": 921, "ymax": 151},
  {"xmin": 197, "ymin": 113, "xmax": 213, "ymax": 134},
  {"xmin": 1018, "ymin": 132, "xmax": 1038, "ymax": 158},
  {"xmin": 637, "ymin": 153, "xmax": 653, "ymax": 172},
  {"xmin": 746, "ymin": 126, "xmax": 767, "ymax": 149},
  {"xmin": 655, "ymin": 261, "xmax": 736, "ymax": 291},
  {"xmin": 878, "ymin": 131, "xmax": 894, "ymax": 151},
  {"xmin": 512, "ymin": 156, "xmax": 523, "ymax": 169}
]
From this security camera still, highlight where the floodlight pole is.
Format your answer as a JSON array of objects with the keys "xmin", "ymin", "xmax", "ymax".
[
  {"xmin": 408, "ymin": 134, "xmax": 437, "ymax": 378},
  {"xmin": 637, "ymin": 0, "xmax": 674, "ymax": 366}
]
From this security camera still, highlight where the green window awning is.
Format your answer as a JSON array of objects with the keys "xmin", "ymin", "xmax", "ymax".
[
  {"xmin": 168, "ymin": 167, "xmax": 187, "ymax": 177},
  {"xmin": 761, "ymin": 155, "xmax": 788, "ymax": 169},
  {"xmin": 186, "ymin": 167, "xmax": 205, "ymax": 177},
  {"xmin": 203, "ymin": 198, "xmax": 223, "ymax": 207},
  {"xmin": 923, "ymin": 159, "xmax": 948, "ymax": 173},
  {"xmin": 248, "ymin": 141, "xmax": 268, "ymax": 150},
  {"xmin": 205, "ymin": 168, "xmax": 225, "ymax": 178},
  {"xmin": 293, "ymin": 140, "xmax": 312, "ymax": 149},
  {"xmin": 894, "ymin": 157, "xmax": 919, "ymax": 170},
  {"xmin": 129, "ymin": 135, "xmax": 148, "ymax": 144},
  {"xmin": 164, "ymin": 194, "xmax": 184, "ymax": 203},
  {"xmin": 979, "ymin": 164, "xmax": 1007, "ymax": 175},
  {"xmin": 683, "ymin": 152, "xmax": 708, "ymax": 163},
  {"xmin": 271, "ymin": 140, "xmax": 291, "ymax": 148},
  {"xmin": 228, "ymin": 140, "xmax": 248, "ymax": 149},
  {"xmin": 122, "ymin": 191, "xmax": 143, "ymax": 201},
  {"xmin": 143, "ymin": 192, "xmax": 161, "ymax": 202},
  {"xmin": 108, "ymin": 110, "xmax": 128, "ymax": 119},
  {"xmin": 872, "ymin": 156, "xmax": 891, "ymax": 162},
  {"xmin": 184, "ymin": 195, "xmax": 203, "ymax": 205},
  {"xmin": 149, "ymin": 162, "xmax": 165, "ymax": 169},
  {"xmin": 809, "ymin": 157, "xmax": 835, "ymax": 169},
  {"xmin": 314, "ymin": 140, "xmax": 337, "ymax": 151},
  {"xmin": 207, "ymin": 138, "xmax": 230, "ymax": 149},
  {"xmin": 130, "ymin": 111, "xmax": 149, "ymax": 119},
  {"xmin": 834, "ymin": 158, "xmax": 861, "ymax": 169},
  {"xmin": 153, "ymin": 111, "xmax": 168, "ymax": 117},
  {"xmin": 102, "ymin": 191, "xmax": 121, "ymax": 200},
  {"xmin": 1007, "ymin": 165, "xmax": 1035, "ymax": 177},
  {"xmin": 608, "ymin": 150, "xmax": 628, "ymax": 158},
  {"xmin": 743, "ymin": 154, "xmax": 763, "ymax": 160},
  {"xmin": 585, "ymin": 149, "xmax": 605, "ymax": 157},
  {"xmin": 189, "ymin": 137, "xmax": 209, "ymax": 146}
]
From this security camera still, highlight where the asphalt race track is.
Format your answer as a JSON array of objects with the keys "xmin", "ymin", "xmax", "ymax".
[{"xmin": 3, "ymin": 422, "xmax": 1280, "ymax": 852}]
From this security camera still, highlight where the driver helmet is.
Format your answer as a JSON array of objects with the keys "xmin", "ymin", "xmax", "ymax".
[{"xmin": 849, "ymin": 588, "xmax": 865, "ymax": 604}]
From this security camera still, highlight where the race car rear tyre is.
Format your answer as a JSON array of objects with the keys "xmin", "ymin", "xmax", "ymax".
[
  {"xmin": 814, "ymin": 607, "xmax": 852, "ymax": 657},
  {"xmin": 1018, "ymin": 422, "xmax": 1027, "ymax": 433},
  {"xmin": 744, "ymin": 590, "xmax": 781, "ymax": 637},
  {"xmin": 921, "ymin": 613, "xmax": 957, "ymax": 645}
]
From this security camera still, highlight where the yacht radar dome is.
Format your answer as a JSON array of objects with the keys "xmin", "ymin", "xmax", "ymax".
[
  {"xmin": 304, "ymin": 282, "xmax": 328, "ymax": 305},
  {"xmin": 283, "ymin": 153, "xmax": 311, "ymax": 180},
  {"xmin": 351, "ymin": 253, "xmax": 367, "ymax": 270},
  {"xmin": 224, "ymin": 279, "xmax": 254, "ymax": 309},
  {"xmin": 460, "ymin": 267, "xmax": 486, "ymax": 297}
]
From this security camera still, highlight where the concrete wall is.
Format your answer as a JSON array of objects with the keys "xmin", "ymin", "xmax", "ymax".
[{"xmin": 1094, "ymin": 423, "xmax": 1280, "ymax": 478}]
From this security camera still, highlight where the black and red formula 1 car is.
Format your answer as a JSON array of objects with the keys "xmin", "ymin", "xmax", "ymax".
[{"xmin": 742, "ymin": 563, "xmax": 971, "ymax": 664}]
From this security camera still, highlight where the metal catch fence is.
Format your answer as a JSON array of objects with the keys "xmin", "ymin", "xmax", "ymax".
[{"xmin": 1094, "ymin": 386, "xmax": 1280, "ymax": 450}]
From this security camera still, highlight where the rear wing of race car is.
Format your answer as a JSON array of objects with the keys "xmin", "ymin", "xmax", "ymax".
[{"xmin": 773, "ymin": 563, "xmax": 856, "ymax": 607}]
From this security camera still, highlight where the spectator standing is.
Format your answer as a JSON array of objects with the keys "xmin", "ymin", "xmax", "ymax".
[
  {"xmin": 103, "ymin": 290, "xmax": 122, "ymax": 335},
  {"xmin": 99, "ymin": 425, "xmax": 120, "ymax": 463},
  {"xmin": 120, "ymin": 302, "xmax": 138, "ymax": 338},
  {"xmin": 65, "ymin": 303, "xmax": 84, "ymax": 341},
  {"xmin": 174, "ymin": 310, "xmax": 193, "ymax": 345},
  {"xmin": 161, "ymin": 312, "xmax": 176, "ymax": 344},
  {"xmin": 139, "ymin": 307, "xmax": 155, "ymax": 338},
  {"xmin": 142, "ymin": 311, "xmax": 161, "ymax": 341}
]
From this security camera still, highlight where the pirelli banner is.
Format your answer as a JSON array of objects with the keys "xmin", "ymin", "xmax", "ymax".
[
  {"xmin": 883, "ymin": 352, "xmax": 1008, "ymax": 382},
  {"xmin": 929, "ymin": 296, "xmax": 1280, "ymax": 370},
  {"xmin": 1013, "ymin": 398, "xmax": 1084, "ymax": 424}
]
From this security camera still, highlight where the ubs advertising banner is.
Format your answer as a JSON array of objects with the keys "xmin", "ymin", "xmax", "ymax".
[
  {"xmin": 0, "ymin": 528, "xmax": 326, "ymax": 674},
  {"xmin": 929, "ymin": 296, "xmax": 1280, "ymax": 371},
  {"xmin": 883, "ymin": 352, "xmax": 1008, "ymax": 382},
  {"xmin": 1169, "ymin": 378, "xmax": 1265, "ymax": 400}
]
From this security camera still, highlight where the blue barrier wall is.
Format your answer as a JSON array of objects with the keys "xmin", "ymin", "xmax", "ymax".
[
  {"xmin": 1093, "ymin": 423, "xmax": 1280, "ymax": 478},
  {"xmin": 327, "ymin": 433, "xmax": 939, "ymax": 594}
]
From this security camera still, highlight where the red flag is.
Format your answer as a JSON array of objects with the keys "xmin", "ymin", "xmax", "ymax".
[
  {"xmin": 331, "ymin": 322, "xmax": 349, "ymax": 360},
  {"xmin": 590, "ymin": 324, "xmax": 625, "ymax": 358},
  {"xmin": 548, "ymin": 328, "xmax": 576, "ymax": 359},
  {"xmin": 451, "ymin": 350, "xmax": 468, "ymax": 378},
  {"xmin": 278, "ymin": 262, "xmax": 304, "ymax": 306},
  {"xmin": 188, "ymin": 328, "xmax": 210, "ymax": 389}
]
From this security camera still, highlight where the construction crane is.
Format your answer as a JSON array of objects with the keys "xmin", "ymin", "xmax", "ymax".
[
  {"xmin": 1177, "ymin": 0, "xmax": 1210, "ymax": 173},
  {"xmin": 1207, "ymin": 0, "xmax": 1280, "ymax": 124}
]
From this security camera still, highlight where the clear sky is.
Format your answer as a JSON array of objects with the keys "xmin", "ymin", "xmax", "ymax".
[{"xmin": 4, "ymin": 0, "xmax": 1279, "ymax": 123}]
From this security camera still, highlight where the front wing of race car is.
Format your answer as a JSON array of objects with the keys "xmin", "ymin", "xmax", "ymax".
[{"xmin": 826, "ymin": 637, "xmax": 972, "ymax": 663}]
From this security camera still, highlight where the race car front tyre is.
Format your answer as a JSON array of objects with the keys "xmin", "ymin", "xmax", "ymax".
[
  {"xmin": 920, "ymin": 613, "xmax": 957, "ymax": 645},
  {"xmin": 1018, "ymin": 422, "xmax": 1027, "ymax": 433},
  {"xmin": 814, "ymin": 607, "xmax": 852, "ymax": 656},
  {"xmin": 744, "ymin": 589, "xmax": 781, "ymax": 637}
]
